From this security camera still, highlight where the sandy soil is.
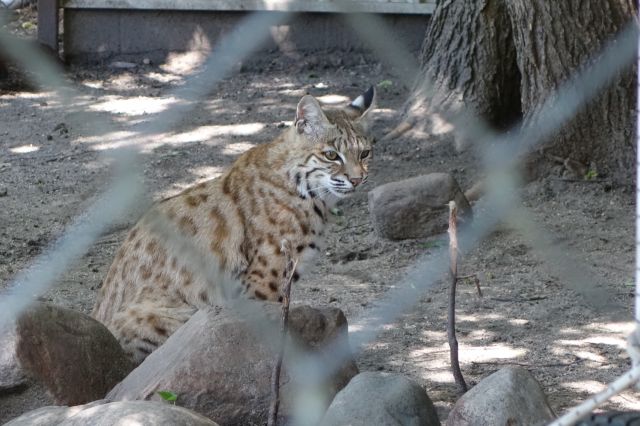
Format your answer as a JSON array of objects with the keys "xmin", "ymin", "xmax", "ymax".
[{"xmin": 1, "ymin": 14, "xmax": 639, "ymax": 424}]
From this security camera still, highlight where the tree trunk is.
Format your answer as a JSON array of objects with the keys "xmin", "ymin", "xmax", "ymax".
[
  {"xmin": 406, "ymin": 0, "xmax": 521, "ymax": 148},
  {"xmin": 407, "ymin": 0, "xmax": 636, "ymax": 184},
  {"xmin": 507, "ymin": 0, "xmax": 636, "ymax": 183},
  {"xmin": 0, "ymin": 55, "xmax": 7, "ymax": 80}
]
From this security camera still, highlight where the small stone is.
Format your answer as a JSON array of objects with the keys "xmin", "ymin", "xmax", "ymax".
[
  {"xmin": 0, "ymin": 324, "xmax": 27, "ymax": 393},
  {"xmin": 53, "ymin": 123, "xmax": 68, "ymax": 134},
  {"xmin": 0, "ymin": 187, "xmax": 7, "ymax": 197},
  {"xmin": 320, "ymin": 372, "xmax": 441, "ymax": 426},
  {"xmin": 142, "ymin": 58, "xmax": 151, "ymax": 65},
  {"xmin": 46, "ymin": 134, "xmax": 53, "ymax": 140},
  {"xmin": 446, "ymin": 366, "xmax": 555, "ymax": 426},
  {"xmin": 368, "ymin": 173, "xmax": 472, "ymax": 240},
  {"xmin": 15, "ymin": 303, "xmax": 134, "ymax": 405}
]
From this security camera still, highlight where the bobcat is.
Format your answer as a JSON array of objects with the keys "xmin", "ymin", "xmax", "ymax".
[{"xmin": 92, "ymin": 87, "xmax": 376, "ymax": 364}]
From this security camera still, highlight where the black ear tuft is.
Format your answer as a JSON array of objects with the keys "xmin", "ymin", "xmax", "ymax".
[{"xmin": 350, "ymin": 85, "xmax": 375, "ymax": 112}]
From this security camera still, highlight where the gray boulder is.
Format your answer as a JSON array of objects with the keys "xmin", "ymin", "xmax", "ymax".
[
  {"xmin": 107, "ymin": 303, "xmax": 358, "ymax": 426},
  {"xmin": 4, "ymin": 400, "xmax": 106, "ymax": 426},
  {"xmin": 15, "ymin": 303, "xmax": 134, "ymax": 405},
  {"xmin": 0, "ymin": 323, "xmax": 27, "ymax": 392},
  {"xmin": 4, "ymin": 406, "xmax": 75, "ymax": 426},
  {"xmin": 5, "ymin": 400, "xmax": 218, "ymax": 425},
  {"xmin": 320, "ymin": 372, "xmax": 441, "ymax": 426},
  {"xmin": 368, "ymin": 173, "xmax": 472, "ymax": 240},
  {"xmin": 446, "ymin": 366, "xmax": 555, "ymax": 426}
]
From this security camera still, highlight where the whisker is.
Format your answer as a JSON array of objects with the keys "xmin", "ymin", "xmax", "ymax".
[{"xmin": 306, "ymin": 185, "xmax": 331, "ymax": 192}]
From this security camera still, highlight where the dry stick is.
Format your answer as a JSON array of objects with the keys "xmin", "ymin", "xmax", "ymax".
[
  {"xmin": 448, "ymin": 201, "xmax": 468, "ymax": 394},
  {"xmin": 268, "ymin": 242, "xmax": 299, "ymax": 426},
  {"xmin": 457, "ymin": 274, "xmax": 483, "ymax": 298},
  {"xmin": 472, "ymin": 276, "xmax": 482, "ymax": 298}
]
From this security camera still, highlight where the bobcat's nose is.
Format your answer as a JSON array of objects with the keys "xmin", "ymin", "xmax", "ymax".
[{"xmin": 349, "ymin": 177, "xmax": 363, "ymax": 187}]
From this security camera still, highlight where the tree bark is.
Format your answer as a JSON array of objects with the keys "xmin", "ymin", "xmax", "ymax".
[
  {"xmin": 407, "ymin": 0, "xmax": 520, "ymax": 140},
  {"xmin": 507, "ymin": 0, "xmax": 636, "ymax": 183},
  {"xmin": 408, "ymin": 0, "xmax": 636, "ymax": 184}
]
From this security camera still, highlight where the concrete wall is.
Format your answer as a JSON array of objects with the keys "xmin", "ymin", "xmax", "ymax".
[{"xmin": 63, "ymin": 10, "xmax": 429, "ymax": 64}]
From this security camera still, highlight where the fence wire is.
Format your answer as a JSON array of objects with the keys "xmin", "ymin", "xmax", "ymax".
[{"xmin": 0, "ymin": 2, "xmax": 638, "ymax": 426}]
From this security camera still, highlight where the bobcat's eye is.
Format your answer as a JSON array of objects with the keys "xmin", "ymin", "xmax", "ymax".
[
  {"xmin": 324, "ymin": 150, "xmax": 339, "ymax": 161},
  {"xmin": 360, "ymin": 150, "xmax": 371, "ymax": 159}
]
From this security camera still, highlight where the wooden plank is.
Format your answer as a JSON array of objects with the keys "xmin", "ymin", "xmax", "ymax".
[
  {"xmin": 63, "ymin": 0, "xmax": 436, "ymax": 14},
  {"xmin": 37, "ymin": 0, "xmax": 59, "ymax": 52}
]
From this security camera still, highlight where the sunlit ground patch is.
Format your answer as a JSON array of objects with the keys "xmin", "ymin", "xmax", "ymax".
[
  {"xmin": 90, "ymin": 96, "xmax": 178, "ymax": 116},
  {"xmin": 223, "ymin": 142, "xmax": 256, "ymax": 155},
  {"xmin": 9, "ymin": 144, "xmax": 39, "ymax": 154},
  {"xmin": 562, "ymin": 380, "xmax": 640, "ymax": 410}
]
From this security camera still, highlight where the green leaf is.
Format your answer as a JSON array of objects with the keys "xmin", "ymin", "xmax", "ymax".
[
  {"xmin": 157, "ymin": 390, "xmax": 178, "ymax": 402},
  {"xmin": 377, "ymin": 80, "xmax": 393, "ymax": 90},
  {"xmin": 329, "ymin": 207, "xmax": 344, "ymax": 217},
  {"xmin": 584, "ymin": 169, "xmax": 598, "ymax": 180}
]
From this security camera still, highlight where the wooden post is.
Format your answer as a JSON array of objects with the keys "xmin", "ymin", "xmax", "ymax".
[{"xmin": 37, "ymin": 0, "xmax": 58, "ymax": 54}]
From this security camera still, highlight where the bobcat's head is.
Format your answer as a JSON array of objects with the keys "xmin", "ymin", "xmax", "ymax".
[{"xmin": 289, "ymin": 86, "xmax": 375, "ymax": 202}]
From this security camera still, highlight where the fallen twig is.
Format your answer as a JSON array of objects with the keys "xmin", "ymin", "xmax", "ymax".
[
  {"xmin": 8, "ymin": 150, "xmax": 95, "ymax": 164},
  {"xmin": 268, "ymin": 241, "xmax": 299, "ymax": 426},
  {"xmin": 472, "ymin": 361, "xmax": 577, "ymax": 368},
  {"xmin": 490, "ymin": 296, "xmax": 547, "ymax": 302},
  {"xmin": 550, "ymin": 177, "xmax": 611, "ymax": 184},
  {"xmin": 448, "ymin": 201, "xmax": 468, "ymax": 394},
  {"xmin": 457, "ymin": 274, "xmax": 483, "ymax": 298}
]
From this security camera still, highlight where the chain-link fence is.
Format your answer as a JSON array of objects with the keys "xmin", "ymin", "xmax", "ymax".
[{"xmin": 0, "ymin": 2, "xmax": 639, "ymax": 425}]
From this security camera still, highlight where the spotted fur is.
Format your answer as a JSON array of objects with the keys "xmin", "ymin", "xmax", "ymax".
[{"xmin": 92, "ymin": 87, "xmax": 376, "ymax": 363}]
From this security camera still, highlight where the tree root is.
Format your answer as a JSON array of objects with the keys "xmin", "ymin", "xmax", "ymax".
[{"xmin": 382, "ymin": 120, "xmax": 413, "ymax": 141}]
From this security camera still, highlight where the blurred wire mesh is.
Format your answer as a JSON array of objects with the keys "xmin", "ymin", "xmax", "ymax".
[{"xmin": 0, "ymin": 2, "xmax": 638, "ymax": 425}]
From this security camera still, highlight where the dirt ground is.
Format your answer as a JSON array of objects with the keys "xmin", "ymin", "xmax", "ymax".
[{"xmin": 1, "ymin": 11, "xmax": 639, "ymax": 425}]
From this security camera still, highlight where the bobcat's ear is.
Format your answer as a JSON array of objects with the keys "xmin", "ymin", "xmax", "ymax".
[
  {"xmin": 346, "ymin": 86, "xmax": 376, "ymax": 131},
  {"xmin": 295, "ymin": 95, "xmax": 332, "ymax": 141}
]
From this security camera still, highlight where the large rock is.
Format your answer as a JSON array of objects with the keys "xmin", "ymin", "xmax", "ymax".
[
  {"xmin": 15, "ymin": 303, "xmax": 134, "ymax": 405},
  {"xmin": 5, "ymin": 400, "xmax": 218, "ymax": 425},
  {"xmin": 0, "ymin": 381, "xmax": 55, "ymax": 425},
  {"xmin": 107, "ymin": 303, "xmax": 358, "ymax": 426},
  {"xmin": 446, "ymin": 366, "xmax": 555, "ymax": 426},
  {"xmin": 320, "ymin": 372, "xmax": 441, "ymax": 426},
  {"xmin": 4, "ymin": 401, "xmax": 106, "ymax": 426},
  {"xmin": 4, "ymin": 406, "xmax": 78, "ymax": 426},
  {"xmin": 368, "ymin": 173, "xmax": 472, "ymax": 240},
  {"xmin": 0, "ymin": 324, "xmax": 27, "ymax": 392}
]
